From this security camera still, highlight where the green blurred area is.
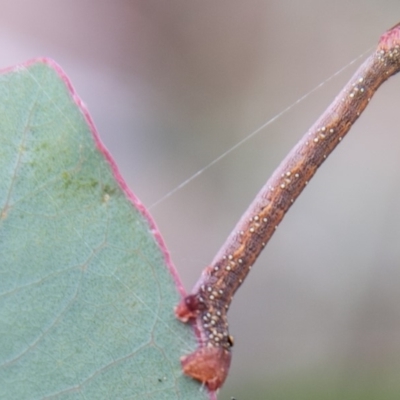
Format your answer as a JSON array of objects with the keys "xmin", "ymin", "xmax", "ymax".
[{"xmin": 224, "ymin": 367, "xmax": 400, "ymax": 400}]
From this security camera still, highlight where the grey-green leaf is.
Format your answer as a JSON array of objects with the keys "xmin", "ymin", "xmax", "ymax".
[{"xmin": 0, "ymin": 60, "xmax": 208, "ymax": 400}]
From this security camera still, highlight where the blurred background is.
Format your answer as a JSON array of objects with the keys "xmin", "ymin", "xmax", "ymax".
[{"xmin": 2, "ymin": 1, "xmax": 400, "ymax": 398}]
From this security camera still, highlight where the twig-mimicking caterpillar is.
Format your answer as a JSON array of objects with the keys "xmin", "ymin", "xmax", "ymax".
[{"xmin": 175, "ymin": 23, "xmax": 400, "ymax": 391}]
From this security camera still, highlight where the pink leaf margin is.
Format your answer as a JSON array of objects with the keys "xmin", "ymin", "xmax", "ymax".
[
  {"xmin": 0, "ymin": 57, "xmax": 187, "ymax": 296},
  {"xmin": 0, "ymin": 58, "xmax": 217, "ymax": 400}
]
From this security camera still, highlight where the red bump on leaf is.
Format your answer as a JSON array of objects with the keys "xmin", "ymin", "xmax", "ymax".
[
  {"xmin": 181, "ymin": 346, "xmax": 231, "ymax": 391},
  {"xmin": 175, "ymin": 294, "xmax": 202, "ymax": 322}
]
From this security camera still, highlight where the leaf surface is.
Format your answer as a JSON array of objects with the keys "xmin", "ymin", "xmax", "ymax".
[{"xmin": 0, "ymin": 60, "xmax": 208, "ymax": 400}]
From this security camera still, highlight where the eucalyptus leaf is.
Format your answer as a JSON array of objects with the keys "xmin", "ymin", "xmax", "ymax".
[{"xmin": 0, "ymin": 60, "xmax": 209, "ymax": 400}]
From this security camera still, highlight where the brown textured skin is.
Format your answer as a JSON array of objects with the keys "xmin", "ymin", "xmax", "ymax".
[{"xmin": 175, "ymin": 23, "xmax": 400, "ymax": 391}]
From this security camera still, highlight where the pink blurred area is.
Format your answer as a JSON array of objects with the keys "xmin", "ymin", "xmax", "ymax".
[{"xmin": 2, "ymin": 1, "xmax": 400, "ymax": 398}]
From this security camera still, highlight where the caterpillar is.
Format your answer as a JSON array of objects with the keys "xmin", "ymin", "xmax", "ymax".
[{"xmin": 175, "ymin": 22, "xmax": 400, "ymax": 391}]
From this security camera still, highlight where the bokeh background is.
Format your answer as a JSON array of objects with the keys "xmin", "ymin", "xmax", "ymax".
[{"xmin": 2, "ymin": 1, "xmax": 400, "ymax": 399}]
